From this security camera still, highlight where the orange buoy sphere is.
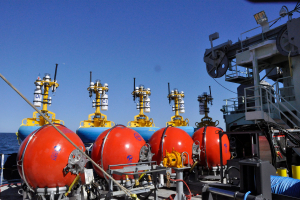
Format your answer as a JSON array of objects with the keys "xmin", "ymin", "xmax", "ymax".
[
  {"xmin": 148, "ymin": 127, "xmax": 194, "ymax": 166},
  {"xmin": 91, "ymin": 125, "xmax": 146, "ymax": 180},
  {"xmin": 192, "ymin": 126, "xmax": 231, "ymax": 168},
  {"xmin": 17, "ymin": 124, "xmax": 85, "ymax": 189}
]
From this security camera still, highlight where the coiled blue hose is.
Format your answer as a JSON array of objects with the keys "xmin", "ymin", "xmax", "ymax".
[{"xmin": 271, "ymin": 175, "xmax": 300, "ymax": 198}]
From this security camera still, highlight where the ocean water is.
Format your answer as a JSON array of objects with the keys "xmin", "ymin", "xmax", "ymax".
[
  {"xmin": 0, "ymin": 133, "xmax": 20, "ymax": 184},
  {"xmin": 0, "ymin": 133, "xmax": 20, "ymax": 154}
]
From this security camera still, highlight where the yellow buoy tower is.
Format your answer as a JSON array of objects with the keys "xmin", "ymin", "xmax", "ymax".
[
  {"xmin": 17, "ymin": 64, "xmax": 64, "ymax": 142},
  {"xmin": 127, "ymin": 78, "xmax": 159, "ymax": 141},
  {"xmin": 76, "ymin": 71, "xmax": 115, "ymax": 144},
  {"xmin": 166, "ymin": 82, "xmax": 194, "ymax": 136},
  {"xmin": 195, "ymin": 86, "xmax": 219, "ymax": 129}
]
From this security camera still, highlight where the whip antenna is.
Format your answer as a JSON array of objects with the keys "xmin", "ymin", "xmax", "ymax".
[
  {"xmin": 209, "ymin": 86, "xmax": 213, "ymax": 105},
  {"xmin": 54, "ymin": 64, "xmax": 58, "ymax": 82},
  {"xmin": 168, "ymin": 82, "xmax": 171, "ymax": 104},
  {"xmin": 89, "ymin": 71, "xmax": 92, "ymax": 98},
  {"xmin": 133, "ymin": 78, "xmax": 136, "ymax": 101}
]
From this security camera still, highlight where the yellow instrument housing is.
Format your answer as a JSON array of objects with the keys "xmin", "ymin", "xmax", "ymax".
[{"xmin": 163, "ymin": 149, "xmax": 183, "ymax": 168}]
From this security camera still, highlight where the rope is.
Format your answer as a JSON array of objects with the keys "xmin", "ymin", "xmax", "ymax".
[
  {"xmin": 0, "ymin": 73, "xmax": 133, "ymax": 198},
  {"xmin": 271, "ymin": 175, "xmax": 300, "ymax": 198}
]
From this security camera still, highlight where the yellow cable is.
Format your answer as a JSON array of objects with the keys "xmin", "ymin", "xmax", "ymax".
[
  {"xmin": 130, "ymin": 193, "xmax": 140, "ymax": 200},
  {"xmin": 189, "ymin": 161, "xmax": 198, "ymax": 172},
  {"xmin": 138, "ymin": 173, "xmax": 146, "ymax": 180},
  {"xmin": 65, "ymin": 175, "xmax": 80, "ymax": 196}
]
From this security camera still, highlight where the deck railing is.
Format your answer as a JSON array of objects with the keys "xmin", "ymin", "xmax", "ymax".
[{"xmin": 244, "ymin": 84, "xmax": 300, "ymax": 128}]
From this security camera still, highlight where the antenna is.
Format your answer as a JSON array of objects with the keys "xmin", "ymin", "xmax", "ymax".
[
  {"xmin": 54, "ymin": 64, "xmax": 58, "ymax": 82},
  {"xmin": 90, "ymin": 71, "xmax": 92, "ymax": 83},
  {"xmin": 133, "ymin": 78, "xmax": 136, "ymax": 101},
  {"xmin": 209, "ymin": 86, "xmax": 212, "ymax": 105},
  {"xmin": 168, "ymin": 82, "xmax": 171, "ymax": 104},
  {"xmin": 89, "ymin": 71, "xmax": 92, "ymax": 98},
  {"xmin": 52, "ymin": 64, "xmax": 58, "ymax": 92}
]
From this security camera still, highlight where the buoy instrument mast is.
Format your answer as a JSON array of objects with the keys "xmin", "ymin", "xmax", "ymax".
[
  {"xmin": 17, "ymin": 64, "xmax": 64, "ymax": 141},
  {"xmin": 127, "ymin": 78, "xmax": 155, "ymax": 127},
  {"xmin": 31, "ymin": 64, "xmax": 62, "ymax": 125},
  {"xmin": 166, "ymin": 82, "xmax": 189, "ymax": 127},
  {"xmin": 79, "ymin": 71, "xmax": 114, "ymax": 128},
  {"xmin": 195, "ymin": 86, "xmax": 219, "ymax": 129}
]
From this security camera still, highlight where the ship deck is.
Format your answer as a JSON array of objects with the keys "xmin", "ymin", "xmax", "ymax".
[{"xmin": 0, "ymin": 182, "xmax": 204, "ymax": 200}]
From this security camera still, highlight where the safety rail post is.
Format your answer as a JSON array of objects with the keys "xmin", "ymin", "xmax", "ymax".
[
  {"xmin": 267, "ymin": 88, "xmax": 272, "ymax": 120},
  {"xmin": 1, "ymin": 153, "xmax": 4, "ymax": 187},
  {"xmin": 244, "ymin": 88, "xmax": 247, "ymax": 112},
  {"xmin": 267, "ymin": 87, "xmax": 300, "ymax": 128},
  {"xmin": 260, "ymin": 86, "xmax": 263, "ymax": 119}
]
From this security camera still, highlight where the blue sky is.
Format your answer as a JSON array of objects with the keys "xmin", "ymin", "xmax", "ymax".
[{"xmin": 0, "ymin": 0, "xmax": 298, "ymax": 133}]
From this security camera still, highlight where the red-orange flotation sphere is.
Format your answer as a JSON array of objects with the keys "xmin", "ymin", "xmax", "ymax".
[
  {"xmin": 17, "ymin": 124, "xmax": 85, "ymax": 189},
  {"xmin": 91, "ymin": 125, "xmax": 146, "ymax": 180},
  {"xmin": 148, "ymin": 127, "xmax": 194, "ymax": 166},
  {"xmin": 192, "ymin": 126, "xmax": 231, "ymax": 168}
]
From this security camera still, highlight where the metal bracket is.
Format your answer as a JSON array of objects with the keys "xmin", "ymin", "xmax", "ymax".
[
  {"xmin": 139, "ymin": 143, "xmax": 154, "ymax": 162},
  {"xmin": 192, "ymin": 141, "xmax": 200, "ymax": 162},
  {"xmin": 64, "ymin": 149, "xmax": 87, "ymax": 175}
]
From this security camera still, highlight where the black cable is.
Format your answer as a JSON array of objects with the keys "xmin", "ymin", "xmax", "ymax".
[
  {"xmin": 257, "ymin": 122, "xmax": 277, "ymax": 167},
  {"xmin": 295, "ymin": 1, "xmax": 300, "ymax": 9},
  {"xmin": 213, "ymin": 78, "xmax": 238, "ymax": 94},
  {"xmin": 269, "ymin": 18, "xmax": 281, "ymax": 28}
]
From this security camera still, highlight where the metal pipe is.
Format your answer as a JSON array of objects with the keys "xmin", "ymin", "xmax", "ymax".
[
  {"xmin": 176, "ymin": 170, "xmax": 184, "ymax": 200},
  {"xmin": 207, "ymin": 187, "xmax": 235, "ymax": 198},
  {"xmin": 219, "ymin": 131, "xmax": 223, "ymax": 183}
]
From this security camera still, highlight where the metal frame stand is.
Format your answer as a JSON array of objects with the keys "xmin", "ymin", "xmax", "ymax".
[
  {"xmin": 104, "ymin": 162, "xmax": 168, "ymax": 200},
  {"xmin": 172, "ymin": 167, "xmax": 190, "ymax": 200}
]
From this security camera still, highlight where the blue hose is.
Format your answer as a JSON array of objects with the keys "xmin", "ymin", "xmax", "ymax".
[
  {"xmin": 271, "ymin": 175, "xmax": 300, "ymax": 198},
  {"xmin": 244, "ymin": 191, "xmax": 251, "ymax": 200}
]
